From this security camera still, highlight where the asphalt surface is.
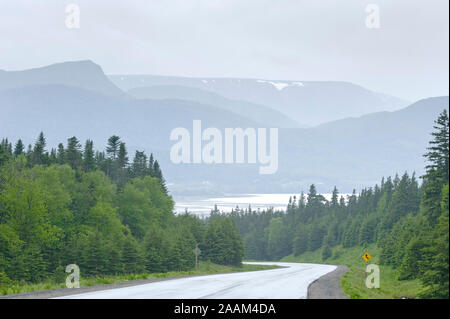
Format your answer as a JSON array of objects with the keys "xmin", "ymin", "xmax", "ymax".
[{"xmin": 56, "ymin": 262, "xmax": 336, "ymax": 299}]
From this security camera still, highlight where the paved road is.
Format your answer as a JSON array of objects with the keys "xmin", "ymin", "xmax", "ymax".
[{"xmin": 57, "ymin": 262, "xmax": 336, "ymax": 299}]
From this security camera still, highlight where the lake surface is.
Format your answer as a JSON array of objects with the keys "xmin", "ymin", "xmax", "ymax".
[{"xmin": 174, "ymin": 193, "xmax": 347, "ymax": 217}]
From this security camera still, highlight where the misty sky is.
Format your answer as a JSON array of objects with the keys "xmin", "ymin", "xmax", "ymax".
[{"xmin": 0, "ymin": 0, "xmax": 448, "ymax": 101}]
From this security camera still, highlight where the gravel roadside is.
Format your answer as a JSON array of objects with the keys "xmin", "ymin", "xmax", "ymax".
[{"xmin": 307, "ymin": 265, "xmax": 349, "ymax": 299}]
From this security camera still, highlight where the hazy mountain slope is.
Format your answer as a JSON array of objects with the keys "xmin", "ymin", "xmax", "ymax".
[
  {"xmin": 275, "ymin": 96, "xmax": 449, "ymax": 192},
  {"xmin": 0, "ymin": 84, "xmax": 260, "ymax": 153},
  {"xmin": 311, "ymin": 96, "xmax": 448, "ymax": 139},
  {"xmin": 0, "ymin": 60, "xmax": 127, "ymax": 99},
  {"xmin": 163, "ymin": 96, "xmax": 447, "ymax": 195},
  {"xmin": 128, "ymin": 85, "xmax": 301, "ymax": 128},
  {"xmin": 110, "ymin": 75, "xmax": 409, "ymax": 126},
  {"xmin": 0, "ymin": 84, "xmax": 265, "ymax": 195},
  {"xmin": 1, "ymin": 80, "xmax": 446, "ymax": 194}
]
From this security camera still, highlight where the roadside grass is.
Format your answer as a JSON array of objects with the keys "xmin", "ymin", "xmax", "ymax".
[
  {"xmin": 281, "ymin": 244, "xmax": 423, "ymax": 299},
  {"xmin": 0, "ymin": 261, "xmax": 278, "ymax": 296}
]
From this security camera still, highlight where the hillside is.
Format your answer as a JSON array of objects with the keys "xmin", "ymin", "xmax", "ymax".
[
  {"xmin": 0, "ymin": 61, "xmax": 447, "ymax": 194},
  {"xmin": 128, "ymin": 85, "xmax": 301, "ymax": 128},
  {"xmin": 0, "ymin": 60, "xmax": 127, "ymax": 99},
  {"xmin": 110, "ymin": 74, "xmax": 409, "ymax": 126}
]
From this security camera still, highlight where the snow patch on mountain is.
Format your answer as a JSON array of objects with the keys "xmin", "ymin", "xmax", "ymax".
[{"xmin": 257, "ymin": 80, "xmax": 304, "ymax": 91}]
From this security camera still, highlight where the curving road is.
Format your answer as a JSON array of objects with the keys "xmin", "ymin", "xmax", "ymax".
[{"xmin": 57, "ymin": 262, "xmax": 336, "ymax": 299}]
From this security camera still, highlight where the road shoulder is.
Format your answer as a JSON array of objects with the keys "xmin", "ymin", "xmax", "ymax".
[
  {"xmin": 0, "ymin": 275, "xmax": 200, "ymax": 299},
  {"xmin": 307, "ymin": 265, "xmax": 349, "ymax": 299},
  {"xmin": 0, "ymin": 264, "xmax": 279, "ymax": 299}
]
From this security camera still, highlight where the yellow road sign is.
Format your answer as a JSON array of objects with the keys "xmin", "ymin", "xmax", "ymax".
[{"xmin": 362, "ymin": 252, "xmax": 372, "ymax": 262}]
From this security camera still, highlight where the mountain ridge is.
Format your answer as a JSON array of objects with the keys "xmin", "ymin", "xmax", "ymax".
[
  {"xmin": 1, "ymin": 81, "xmax": 446, "ymax": 194},
  {"xmin": 110, "ymin": 73, "xmax": 410, "ymax": 126},
  {"xmin": 0, "ymin": 60, "xmax": 128, "ymax": 99},
  {"xmin": 1, "ymin": 60, "xmax": 445, "ymax": 194},
  {"xmin": 128, "ymin": 84, "xmax": 302, "ymax": 128}
]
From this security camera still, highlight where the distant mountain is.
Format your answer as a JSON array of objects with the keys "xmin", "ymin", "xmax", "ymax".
[
  {"xmin": 0, "ymin": 84, "xmax": 260, "ymax": 152},
  {"xmin": 1, "ymin": 61, "xmax": 445, "ymax": 195},
  {"xmin": 1, "ymin": 81, "xmax": 446, "ymax": 194},
  {"xmin": 164, "ymin": 96, "xmax": 447, "ymax": 195},
  {"xmin": 0, "ymin": 60, "xmax": 127, "ymax": 99},
  {"xmin": 110, "ymin": 74, "xmax": 410, "ymax": 126},
  {"xmin": 128, "ymin": 85, "xmax": 301, "ymax": 128},
  {"xmin": 275, "ymin": 96, "xmax": 449, "ymax": 193}
]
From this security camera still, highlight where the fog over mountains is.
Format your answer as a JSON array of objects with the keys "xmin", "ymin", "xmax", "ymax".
[
  {"xmin": 127, "ymin": 85, "xmax": 300, "ymax": 129},
  {"xmin": 1, "ymin": 60, "xmax": 447, "ymax": 195},
  {"xmin": 110, "ymin": 74, "xmax": 410, "ymax": 127}
]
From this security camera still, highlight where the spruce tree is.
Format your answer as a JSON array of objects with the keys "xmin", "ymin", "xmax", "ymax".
[
  {"xmin": 422, "ymin": 110, "xmax": 450, "ymax": 224},
  {"xmin": 57, "ymin": 143, "xmax": 65, "ymax": 164},
  {"xmin": 32, "ymin": 132, "xmax": 47, "ymax": 165},
  {"xmin": 322, "ymin": 244, "xmax": 332, "ymax": 261},
  {"xmin": 83, "ymin": 140, "xmax": 96, "ymax": 172},
  {"xmin": 420, "ymin": 184, "xmax": 449, "ymax": 298},
  {"xmin": 331, "ymin": 186, "xmax": 339, "ymax": 207},
  {"xmin": 131, "ymin": 151, "xmax": 147, "ymax": 178},
  {"xmin": 424, "ymin": 109, "xmax": 449, "ymax": 183},
  {"xmin": 14, "ymin": 139, "xmax": 24, "ymax": 156},
  {"xmin": 106, "ymin": 135, "xmax": 121, "ymax": 160},
  {"xmin": 114, "ymin": 142, "xmax": 129, "ymax": 186},
  {"xmin": 0, "ymin": 139, "xmax": 12, "ymax": 164},
  {"xmin": 153, "ymin": 160, "xmax": 168, "ymax": 194},
  {"xmin": 117, "ymin": 142, "xmax": 128, "ymax": 169},
  {"xmin": 66, "ymin": 136, "xmax": 82, "ymax": 170},
  {"xmin": 148, "ymin": 153, "xmax": 155, "ymax": 177},
  {"xmin": 49, "ymin": 148, "xmax": 57, "ymax": 164}
]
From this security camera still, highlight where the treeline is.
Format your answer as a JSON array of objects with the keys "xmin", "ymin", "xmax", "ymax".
[
  {"xmin": 230, "ymin": 110, "xmax": 449, "ymax": 298},
  {"xmin": 0, "ymin": 134, "xmax": 243, "ymax": 285},
  {"xmin": 0, "ymin": 133, "xmax": 166, "ymax": 191}
]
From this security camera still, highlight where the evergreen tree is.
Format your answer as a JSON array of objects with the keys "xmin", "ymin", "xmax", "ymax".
[
  {"xmin": 106, "ymin": 135, "xmax": 121, "ymax": 160},
  {"xmin": 95, "ymin": 151, "xmax": 106, "ymax": 172},
  {"xmin": 143, "ymin": 225, "xmax": 167, "ymax": 273},
  {"xmin": 121, "ymin": 236, "xmax": 144, "ymax": 274},
  {"xmin": 57, "ymin": 143, "xmax": 65, "ymax": 165},
  {"xmin": 293, "ymin": 224, "xmax": 308, "ymax": 256},
  {"xmin": 308, "ymin": 222, "xmax": 326, "ymax": 251},
  {"xmin": 83, "ymin": 140, "xmax": 96, "ymax": 172},
  {"xmin": 203, "ymin": 216, "xmax": 243, "ymax": 266},
  {"xmin": 49, "ymin": 148, "xmax": 57, "ymax": 164},
  {"xmin": 32, "ymin": 132, "xmax": 47, "ymax": 165},
  {"xmin": 322, "ymin": 244, "xmax": 332, "ymax": 261},
  {"xmin": 331, "ymin": 186, "xmax": 339, "ymax": 207},
  {"xmin": 148, "ymin": 153, "xmax": 155, "ymax": 177},
  {"xmin": 424, "ymin": 109, "xmax": 449, "ymax": 183},
  {"xmin": 0, "ymin": 139, "xmax": 12, "ymax": 166},
  {"xmin": 267, "ymin": 218, "xmax": 291, "ymax": 260},
  {"xmin": 117, "ymin": 142, "xmax": 128, "ymax": 169},
  {"xmin": 419, "ymin": 184, "xmax": 449, "ymax": 298},
  {"xmin": 422, "ymin": 110, "xmax": 450, "ymax": 224},
  {"xmin": 153, "ymin": 160, "xmax": 168, "ymax": 194},
  {"xmin": 14, "ymin": 139, "xmax": 24, "ymax": 157},
  {"xmin": 131, "ymin": 151, "xmax": 147, "ymax": 178},
  {"xmin": 65, "ymin": 137, "xmax": 82, "ymax": 170}
]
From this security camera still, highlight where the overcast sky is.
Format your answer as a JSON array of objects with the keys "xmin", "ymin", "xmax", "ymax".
[{"xmin": 0, "ymin": 0, "xmax": 448, "ymax": 101}]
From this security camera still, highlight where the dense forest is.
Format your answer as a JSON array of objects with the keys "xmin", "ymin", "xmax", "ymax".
[
  {"xmin": 0, "ymin": 111, "xmax": 447, "ymax": 298},
  {"xmin": 230, "ymin": 110, "xmax": 449, "ymax": 298},
  {"xmin": 0, "ymin": 134, "xmax": 243, "ymax": 285}
]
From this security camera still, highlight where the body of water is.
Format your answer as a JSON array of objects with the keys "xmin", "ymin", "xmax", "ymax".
[{"xmin": 174, "ymin": 193, "xmax": 350, "ymax": 217}]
